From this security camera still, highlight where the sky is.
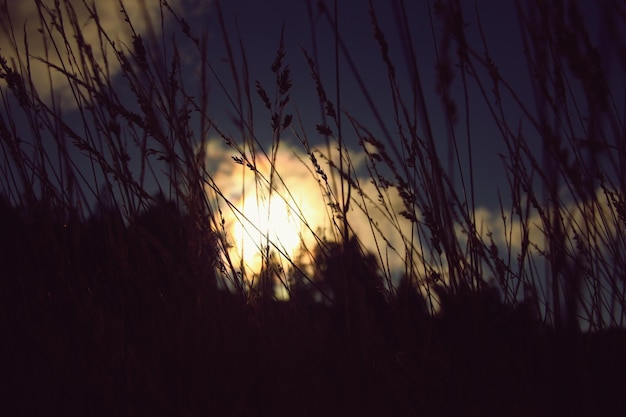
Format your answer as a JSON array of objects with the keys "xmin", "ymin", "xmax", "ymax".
[
  {"xmin": 194, "ymin": 0, "xmax": 624, "ymax": 285},
  {"xmin": 1, "ymin": 0, "xmax": 624, "ymax": 295}
]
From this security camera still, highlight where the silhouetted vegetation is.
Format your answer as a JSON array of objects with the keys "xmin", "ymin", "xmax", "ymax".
[
  {"xmin": 2, "ymin": 0, "xmax": 626, "ymax": 415},
  {"xmin": 2, "ymin": 193, "xmax": 625, "ymax": 416}
]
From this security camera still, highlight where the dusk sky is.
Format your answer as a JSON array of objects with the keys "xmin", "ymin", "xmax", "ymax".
[
  {"xmin": 186, "ymin": 0, "xmax": 621, "ymax": 275},
  {"xmin": 1, "ymin": 0, "xmax": 623, "ymax": 277},
  {"xmin": 191, "ymin": 0, "xmax": 618, "ymax": 208}
]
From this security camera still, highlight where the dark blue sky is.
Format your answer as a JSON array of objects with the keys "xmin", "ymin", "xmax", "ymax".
[
  {"xmin": 193, "ymin": 0, "xmax": 621, "ymax": 211},
  {"xmin": 3, "ymin": 0, "xmax": 619, "ymax": 213},
  {"xmin": 193, "ymin": 0, "xmax": 525, "ymax": 208}
]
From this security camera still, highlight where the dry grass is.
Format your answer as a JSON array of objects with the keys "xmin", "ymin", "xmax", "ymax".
[{"xmin": 1, "ymin": 0, "xmax": 626, "ymax": 415}]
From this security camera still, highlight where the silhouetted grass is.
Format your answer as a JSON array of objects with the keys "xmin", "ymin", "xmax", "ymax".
[{"xmin": 1, "ymin": 0, "xmax": 626, "ymax": 416}]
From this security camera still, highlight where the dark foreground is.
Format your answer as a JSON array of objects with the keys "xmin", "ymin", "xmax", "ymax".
[{"xmin": 2, "ymin": 198, "xmax": 625, "ymax": 417}]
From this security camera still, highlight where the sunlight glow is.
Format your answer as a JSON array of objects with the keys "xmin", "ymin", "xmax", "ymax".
[
  {"xmin": 204, "ymin": 140, "xmax": 335, "ymax": 279},
  {"xmin": 233, "ymin": 192, "xmax": 304, "ymax": 273}
]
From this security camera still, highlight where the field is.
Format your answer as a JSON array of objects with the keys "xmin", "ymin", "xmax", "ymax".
[{"xmin": 1, "ymin": 0, "xmax": 626, "ymax": 415}]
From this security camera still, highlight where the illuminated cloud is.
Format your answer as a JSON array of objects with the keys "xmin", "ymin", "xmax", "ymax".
[
  {"xmin": 203, "ymin": 138, "xmax": 418, "ymax": 282},
  {"xmin": 205, "ymin": 139, "xmax": 336, "ymax": 276},
  {"xmin": 204, "ymin": 137, "xmax": 490, "ymax": 292},
  {"xmin": 472, "ymin": 185, "xmax": 623, "ymax": 276},
  {"xmin": 0, "ymin": 0, "xmax": 181, "ymax": 105},
  {"xmin": 205, "ymin": 133, "xmax": 625, "ymax": 304}
]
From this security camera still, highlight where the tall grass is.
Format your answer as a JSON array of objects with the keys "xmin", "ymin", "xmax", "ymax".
[{"xmin": 1, "ymin": 0, "xmax": 626, "ymax": 415}]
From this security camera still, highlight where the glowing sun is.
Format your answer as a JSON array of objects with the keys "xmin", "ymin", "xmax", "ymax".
[
  {"xmin": 232, "ymin": 191, "xmax": 307, "ymax": 273},
  {"xmin": 207, "ymin": 141, "xmax": 334, "ymax": 278}
]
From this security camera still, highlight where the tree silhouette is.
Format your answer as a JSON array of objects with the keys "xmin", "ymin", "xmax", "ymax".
[{"xmin": 307, "ymin": 236, "xmax": 391, "ymax": 365}]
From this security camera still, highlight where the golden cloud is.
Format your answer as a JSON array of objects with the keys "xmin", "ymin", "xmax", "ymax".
[{"xmin": 0, "ymin": 0, "xmax": 181, "ymax": 106}]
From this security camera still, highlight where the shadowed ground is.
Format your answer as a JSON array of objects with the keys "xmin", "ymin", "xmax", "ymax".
[{"xmin": 2, "ymin": 196, "xmax": 625, "ymax": 417}]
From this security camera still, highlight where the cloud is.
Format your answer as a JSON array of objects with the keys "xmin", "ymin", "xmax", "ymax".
[
  {"xmin": 205, "ymin": 139, "xmax": 337, "ymax": 275},
  {"xmin": 483, "ymin": 188, "xmax": 616, "ymax": 246},
  {"xmin": 204, "ymin": 135, "xmax": 625, "ymax": 307},
  {"xmin": 0, "ymin": 0, "xmax": 181, "ymax": 106},
  {"xmin": 203, "ymin": 139, "xmax": 454, "ymax": 305},
  {"xmin": 203, "ymin": 138, "xmax": 412, "ymax": 280}
]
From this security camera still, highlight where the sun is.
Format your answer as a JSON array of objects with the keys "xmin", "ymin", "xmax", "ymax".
[
  {"xmin": 232, "ymin": 191, "xmax": 305, "ymax": 274},
  {"xmin": 208, "ymin": 141, "xmax": 335, "ymax": 279}
]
